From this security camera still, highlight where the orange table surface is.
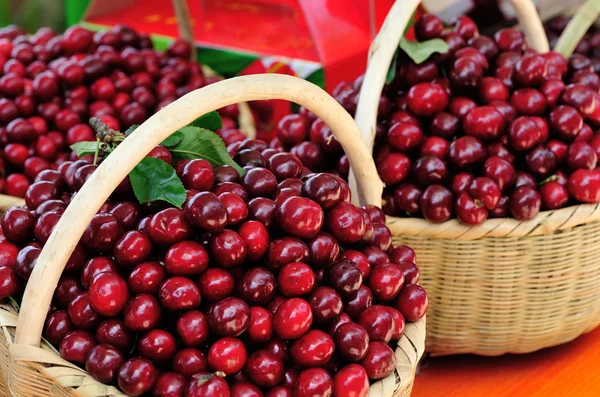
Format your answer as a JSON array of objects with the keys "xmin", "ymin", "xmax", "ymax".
[{"xmin": 413, "ymin": 327, "xmax": 600, "ymax": 397}]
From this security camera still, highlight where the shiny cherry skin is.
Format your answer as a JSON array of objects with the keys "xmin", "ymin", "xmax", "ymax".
[
  {"xmin": 128, "ymin": 261, "xmax": 167, "ymax": 294},
  {"xmin": 208, "ymin": 297, "xmax": 251, "ymax": 337},
  {"xmin": 290, "ymin": 329, "xmax": 334, "ymax": 367},
  {"xmin": 146, "ymin": 208, "xmax": 190, "ymax": 245},
  {"xmin": 185, "ymin": 373, "xmax": 229, "ymax": 397},
  {"xmin": 176, "ymin": 310, "xmax": 210, "ymax": 347},
  {"xmin": 273, "ymin": 297, "xmax": 313, "ymax": 340},
  {"xmin": 67, "ymin": 292, "xmax": 99, "ymax": 329},
  {"xmin": 238, "ymin": 220, "xmax": 270, "ymax": 261},
  {"xmin": 158, "ymin": 276, "xmax": 201, "ymax": 311},
  {"xmin": 96, "ymin": 319, "xmax": 134, "ymax": 353},
  {"xmin": 59, "ymin": 330, "xmax": 95, "ymax": 365},
  {"xmin": 293, "ymin": 368, "xmax": 333, "ymax": 397},
  {"xmin": 245, "ymin": 350, "xmax": 285, "ymax": 388},
  {"xmin": 164, "ymin": 240, "xmax": 208, "ymax": 276},
  {"xmin": 118, "ymin": 358, "xmax": 157, "ymax": 397},
  {"xmin": 359, "ymin": 342, "xmax": 397, "ymax": 380},
  {"xmin": 43, "ymin": 310, "xmax": 73, "ymax": 346},
  {"xmin": 85, "ymin": 343, "xmax": 125, "ymax": 384},
  {"xmin": 231, "ymin": 382, "xmax": 264, "ymax": 397},
  {"xmin": 88, "ymin": 272, "xmax": 128, "ymax": 316},
  {"xmin": 153, "ymin": 372, "xmax": 186, "ymax": 397},
  {"xmin": 540, "ymin": 181, "xmax": 569, "ymax": 210},
  {"xmin": 334, "ymin": 323, "xmax": 369, "ymax": 362},
  {"xmin": 198, "ymin": 268, "xmax": 235, "ymax": 302},
  {"xmin": 327, "ymin": 260, "xmax": 362, "ymax": 298},
  {"xmin": 568, "ymin": 169, "xmax": 600, "ymax": 203},
  {"xmin": 123, "ymin": 294, "xmax": 162, "ymax": 332},
  {"xmin": 334, "ymin": 364, "xmax": 370, "ymax": 397},
  {"xmin": 395, "ymin": 284, "xmax": 428, "ymax": 322},
  {"xmin": 172, "ymin": 348, "xmax": 208, "ymax": 378},
  {"xmin": 138, "ymin": 329, "xmax": 177, "ymax": 363},
  {"xmin": 420, "ymin": 185, "xmax": 453, "ymax": 222},
  {"xmin": 208, "ymin": 336, "xmax": 247, "ymax": 375},
  {"xmin": 308, "ymin": 286, "xmax": 343, "ymax": 324},
  {"xmin": 358, "ymin": 305, "xmax": 396, "ymax": 343},
  {"xmin": 277, "ymin": 262, "xmax": 315, "ymax": 297},
  {"xmin": 238, "ymin": 267, "xmax": 276, "ymax": 305},
  {"xmin": 266, "ymin": 237, "xmax": 309, "ymax": 271},
  {"xmin": 275, "ymin": 196, "xmax": 323, "ymax": 239},
  {"xmin": 509, "ymin": 186, "xmax": 542, "ymax": 220},
  {"xmin": 368, "ymin": 264, "xmax": 405, "ymax": 301},
  {"xmin": 345, "ymin": 285, "xmax": 373, "ymax": 320}
]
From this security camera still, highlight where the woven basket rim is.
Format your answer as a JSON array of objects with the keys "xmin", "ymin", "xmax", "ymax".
[{"xmin": 385, "ymin": 201, "xmax": 600, "ymax": 239}]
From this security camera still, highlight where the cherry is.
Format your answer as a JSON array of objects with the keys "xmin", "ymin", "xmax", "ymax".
[
  {"xmin": 291, "ymin": 329, "xmax": 334, "ymax": 367},
  {"xmin": 206, "ymin": 336, "xmax": 247, "ymax": 375},
  {"xmin": 463, "ymin": 106, "xmax": 505, "ymax": 141},
  {"xmin": 208, "ymin": 297, "xmax": 250, "ymax": 337},
  {"xmin": 325, "ymin": 202, "xmax": 366, "ymax": 244},
  {"xmin": 407, "ymin": 82, "xmax": 448, "ymax": 117},
  {"xmin": 248, "ymin": 306, "xmax": 273, "ymax": 343},
  {"xmin": 67, "ymin": 292, "xmax": 99, "ymax": 329},
  {"xmin": 395, "ymin": 284, "xmax": 428, "ymax": 322},
  {"xmin": 43, "ymin": 310, "xmax": 73, "ymax": 346},
  {"xmin": 277, "ymin": 114, "xmax": 310, "ymax": 147},
  {"xmin": 88, "ymin": 272, "xmax": 128, "ymax": 316},
  {"xmin": 59, "ymin": 330, "xmax": 95, "ymax": 365},
  {"xmin": 359, "ymin": 341, "xmax": 396, "ymax": 380},
  {"xmin": 85, "ymin": 343, "xmax": 125, "ymax": 384},
  {"xmin": 420, "ymin": 185, "xmax": 453, "ymax": 222},
  {"xmin": 95, "ymin": 319, "xmax": 134, "ymax": 353},
  {"xmin": 509, "ymin": 186, "xmax": 542, "ymax": 220},
  {"xmin": 146, "ymin": 208, "xmax": 190, "ymax": 245},
  {"xmin": 180, "ymin": 159, "xmax": 214, "ymax": 191},
  {"xmin": 266, "ymin": 237, "xmax": 309, "ymax": 271},
  {"xmin": 113, "ymin": 230, "xmax": 152, "ymax": 267},
  {"xmin": 118, "ymin": 358, "xmax": 157, "ymax": 397},
  {"xmin": 449, "ymin": 136, "xmax": 486, "ymax": 168},
  {"xmin": 81, "ymin": 213, "xmax": 124, "ymax": 253},
  {"xmin": 219, "ymin": 192, "xmax": 248, "ymax": 226},
  {"xmin": 158, "ymin": 276, "xmax": 201, "ymax": 311},
  {"xmin": 232, "ymin": 383, "xmax": 264, "ymax": 397},
  {"xmin": 334, "ymin": 323, "xmax": 369, "ymax": 362},
  {"xmin": 293, "ymin": 368, "xmax": 333, "ymax": 397},
  {"xmin": 123, "ymin": 294, "xmax": 161, "ymax": 332},
  {"xmin": 334, "ymin": 364, "xmax": 369, "ymax": 397},
  {"xmin": 368, "ymin": 263, "xmax": 404, "ymax": 301},
  {"xmin": 306, "ymin": 232, "xmax": 340, "ymax": 269},
  {"xmin": 387, "ymin": 122, "xmax": 424, "ymax": 152},
  {"xmin": 549, "ymin": 105, "xmax": 583, "ymax": 141},
  {"xmin": 126, "ymin": 261, "xmax": 165, "ymax": 294},
  {"xmin": 326, "ymin": 260, "xmax": 362, "ymax": 298},
  {"xmin": 567, "ymin": 142, "xmax": 597, "ymax": 170},
  {"xmin": 153, "ymin": 372, "xmax": 186, "ymax": 397},
  {"xmin": 273, "ymin": 297, "xmax": 313, "ymax": 340},
  {"xmin": 308, "ymin": 286, "xmax": 343, "ymax": 324},
  {"xmin": 238, "ymin": 267, "xmax": 276, "ymax": 304},
  {"xmin": 377, "ymin": 152, "xmax": 411, "ymax": 185},
  {"xmin": 173, "ymin": 348, "xmax": 208, "ymax": 378},
  {"xmin": 164, "ymin": 240, "xmax": 208, "ymax": 276},
  {"xmin": 568, "ymin": 169, "xmax": 600, "ymax": 203},
  {"xmin": 185, "ymin": 191, "xmax": 228, "ymax": 232},
  {"xmin": 245, "ymin": 350, "xmax": 285, "ymax": 387},
  {"xmin": 1, "ymin": 206, "xmax": 34, "ymax": 243},
  {"xmin": 540, "ymin": 181, "xmax": 569, "ymax": 210},
  {"xmin": 278, "ymin": 262, "xmax": 315, "ymax": 297},
  {"xmin": 185, "ymin": 373, "xmax": 229, "ymax": 397},
  {"xmin": 415, "ymin": 14, "xmax": 444, "ymax": 40},
  {"xmin": 198, "ymin": 267, "xmax": 235, "ymax": 302},
  {"xmin": 358, "ymin": 305, "xmax": 395, "ymax": 343}
]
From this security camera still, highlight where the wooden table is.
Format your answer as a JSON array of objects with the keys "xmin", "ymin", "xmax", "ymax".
[{"xmin": 413, "ymin": 327, "xmax": 600, "ymax": 397}]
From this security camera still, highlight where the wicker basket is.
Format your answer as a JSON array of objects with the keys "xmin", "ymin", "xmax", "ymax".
[
  {"xmin": 8, "ymin": 74, "xmax": 425, "ymax": 397},
  {"xmin": 351, "ymin": 0, "xmax": 600, "ymax": 356}
]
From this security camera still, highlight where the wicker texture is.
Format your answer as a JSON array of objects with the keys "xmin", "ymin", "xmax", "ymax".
[
  {"xmin": 353, "ymin": 0, "xmax": 600, "ymax": 355},
  {"xmin": 9, "ymin": 74, "xmax": 425, "ymax": 397}
]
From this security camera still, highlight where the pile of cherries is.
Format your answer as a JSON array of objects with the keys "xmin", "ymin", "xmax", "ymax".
[
  {"xmin": 0, "ymin": 136, "xmax": 427, "ymax": 397},
  {"xmin": 0, "ymin": 23, "xmax": 247, "ymax": 199},
  {"xmin": 274, "ymin": 14, "xmax": 600, "ymax": 225}
]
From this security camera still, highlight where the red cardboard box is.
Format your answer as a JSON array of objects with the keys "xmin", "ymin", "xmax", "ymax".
[{"xmin": 81, "ymin": 0, "xmax": 395, "ymax": 93}]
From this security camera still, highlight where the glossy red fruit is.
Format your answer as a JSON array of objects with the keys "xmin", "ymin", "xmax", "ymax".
[
  {"xmin": 146, "ymin": 208, "xmax": 190, "ymax": 245},
  {"xmin": 88, "ymin": 272, "xmax": 128, "ymax": 316},
  {"xmin": 123, "ymin": 294, "xmax": 161, "ymax": 332},
  {"xmin": 118, "ymin": 358, "xmax": 157, "ymax": 397},
  {"xmin": 59, "ymin": 330, "xmax": 95, "ymax": 365},
  {"xmin": 138, "ymin": 329, "xmax": 177, "ymax": 363},
  {"xmin": 368, "ymin": 264, "xmax": 404, "ymax": 301},
  {"xmin": 360, "ymin": 341, "xmax": 397, "ymax": 380},
  {"xmin": 85, "ymin": 343, "xmax": 125, "ymax": 384},
  {"xmin": 293, "ymin": 368, "xmax": 333, "ymax": 397},
  {"xmin": 277, "ymin": 262, "xmax": 315, "ymax": 297},
  {"xmin": 395, "ymin": 284, "xmax": 428, "ymax": 322},
  {"xmin": 153, "ymin": 372, "xmax": 186, "ymax": 397},
  {"xmin": 158, "ymin": 276, "xmax": 201, "ymax": 311},
  {"xmin": 245, "ymin": 350, "xmax": 285, "ymax": 388},
  {"xmin": 96, "ymin": 319, "xmax": 134, "ymax": 353},
  {"xmin": 358, "ymin": 305, "xmax": 396, "ymax": 343},
  {"xmin": 334, "ymin": 364, "xmax": 370, "ymax": 397},
  {"xmin": 568, "ymin": 169, "xmax": 600, "ymax": 203},
  {"xmin": 290, "ymin": 329, "xmax": 334, "ymax": 367},
  {"xmin": 273, "ymin": 297, "xmax": 312, "ymax": 340},
  {"xmin": 185, "ymin": 373, "xmax": 229, "ymax": 397},
  {"xmin": 326, "ymin": 202, "xmax": 366, "ymax": 244},
  {"xmin": 128, "ymin": 261, "xmax": 167, "ymax": 294},
  {"xmin": 208, "ymin": 337, "xmax": 247, "ymax": 374},
  {"xmin": 248, "ymin": 306, "xmax": 273, "ymax": 343},
  {"xmin": 231, "ymin": 383, "xmax": 264, "ymax": 397},
  {"xmin": 172, "ymin": 348, "xmax": 208, "ymax": 378},
  {"xmin": 407, "ymin": 82, "xmax": 448, "ymax": 117},
  {"xmin": 308, "ymin": 286, "xmax": 343, "ymax": 324},
  {"xmin": 208, "ymin": 297, "xmax": 250, "ymax": 337},
  {"xmin": 275, "ymin": 196, "xmax": 323, "ymax": 239},
  {"xmin": 334, "ymin": 323, "xmax": 369, "ymax": 362},
  {"xmin": 43, "ymin": 310, "xmax": 73, "ymax": 346},
  {"xmin": 198, "ymin": 267, "xmax": 235, "ymax": 302},
  {"xmin": 540, "ymin": 181, "xmax": 569, "ymax": 210},
  {"xmin": 164, "ymin": 240, "xmax": 208, "ymax": 276},
  {"xmin": 509, "ymin": 186, "xmax": 542, "ymax": 220}
]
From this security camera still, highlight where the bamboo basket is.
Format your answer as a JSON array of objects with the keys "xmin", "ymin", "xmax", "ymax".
[
  {"xmin": 8, "ymin": 74, "xmax": 425, "ymax": 397},
  {"xmin": 351, "ymin": 0, "xmax": 600, "ymax": 356}
]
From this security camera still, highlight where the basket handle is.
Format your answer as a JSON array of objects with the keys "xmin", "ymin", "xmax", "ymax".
[
  {"xmin": 14, "ymin": 74, "xmax": 382, "ymax": 347},
  {"xmin": 350, "ymin": 0, "xmax": 549, "ymax": 207}
]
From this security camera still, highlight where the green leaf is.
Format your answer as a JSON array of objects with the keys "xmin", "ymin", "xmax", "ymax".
[
  {"xmin": 161, "ymin": 131, "xmax": 184, "ymax": 148},
  {"xmin": 399, "ymin": 38, "xmax": 449, "ymax": 64},
  {"xmin": 124, "ymin": 125, "xmax": 139, "ymax": 135},
  {"xmin": 70, "ymin": 141, "xmax": 99, "ymax": 157},
  {"xmin": 168, "ymin": 126, "xmax": 245, "ymax": 175},
  {"xmin": 386, "ymin": 51, "xmax": 398, "ymax": 84},
  {"xmin": 190, "ymin": 111, "xmax": 223, "ymax": 131},
  {"xmin": 129, "ymin": 157, "xmax": 186, "ymax": 208}
]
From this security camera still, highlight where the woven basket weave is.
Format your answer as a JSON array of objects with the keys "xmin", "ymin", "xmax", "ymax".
[
  {"xmin": 8, "ymin": 74, "xmax": 425, "ymax": 397},
  {"xmin": 351, "ymin": 0, "xmax": 600, "ymax": 356}
]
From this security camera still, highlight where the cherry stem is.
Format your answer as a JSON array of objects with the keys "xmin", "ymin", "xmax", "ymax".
[
  {"xmin": 539, "ymin": 174, "xmax": 558, "ymax": 186},
  {"xmin": 507, "ymin": 0, "xmax": 549, "ymax": 53},
  {"xmin": 554, "ymin": 0, "xmax": 600, "ymax": 57}
]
